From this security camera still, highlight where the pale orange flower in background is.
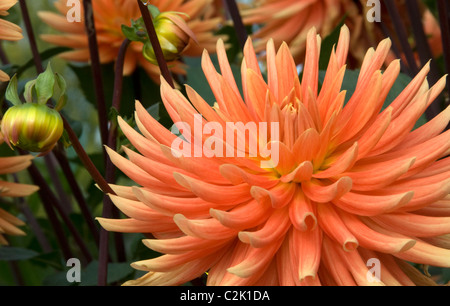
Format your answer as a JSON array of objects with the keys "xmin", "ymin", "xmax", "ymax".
[
  {"xmin": 240, "ymin": 0, "xmax": 443, "ymax": 68},
  {"xmin": 98, "ymin": 25, "xmax": 450, "ymax": 285},
  {"xmin": 0, "ymin": 0, "xmax": 23, "ymax": 82},
  {"xmin": 0, "ymin": 153, "xmax": 39, "ymax": 245},
  {"xmin": 240, "ymin": 0, "xmax": 368, "ymax": 65},
  {"xmin": 38, "ymin": 0, "xmax": 226, "ymax": 82}
]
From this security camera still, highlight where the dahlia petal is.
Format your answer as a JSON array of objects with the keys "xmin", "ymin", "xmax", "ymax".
[
  {"xmin": 338, "ymin": 212, "xmax": 416, "ymax": 253},
  {"xmin": 133, "ymin": 186, "xmax": 226, "ymax": 218},
  {"xmin": 250, "ymin": 182, "xmax": 296, "ymax": 209},
  {"xmin": 38, "ymin": 11, "xmax": 85, "ymax": 34},
  {"xmin": 108, "ymin": 194, "xmax": 169, "ymax": 222},
  {"xmin": 301, "ymin": 27, "xmax": 320, "ymax": 108},
  {"xmin": 105, "ymin": 146, "xmax": 188, "ymax": 194},
  {"xmin": 173, "ymin": 214, "xmax": 238, "ymax": 240},
  {"xmin": 238, "ymin": 206, "xmax": 291, "ymax": 248},
  {"xmin": 317, "ymin": 204, "xmax": 358, "ymax": 252},
  {"xmin": 372, "ymin": 213, "xmax": 450, "ymax": 238},
  {"xmin": 302, "ymin": 177, "xmax": 352, "ymax": 203},
  {"xmin": 275, "ymin": 42, "xmax": 299, "ymax": 102},
  {"xmin": 159, "ymin": 145, "xmax": 232, "ymax": 184},
  {"xmin": 173, "ymin": 172, "xmax": 252, "ymax": 205},
  {"xmin": 210, "ymin": 199, "xmax": 273, "ymax": 230},
  {"xmin": 292, "ymin": 227, "xmax": 322, "ymax": 282},
  {"xmin": 389, "ymin": 62, "xmax": 430, "ymax": 117},
  {"xmin": 0, "ymin": 217, "xmax": 25, "ymax": 236},
  {"xmin": 397, "ymin": 103, "xmax": 450, "ymax": 150},
  {"xmin": 219, "ymin": 163, "xmax": 278, "ymax": 187},
  {"xmin": 0, "ymin": 181, "xmax": 39, "ymax": 197},
  {"xmin": 280, "ymin": 161, "xmax": 313, "ymax": 183},
  {"xmin": 134, "ymin": 100, "xmax": 177, "ymax": 147},
  {"xmin": 343, "ymin": 157, "xmax": 416, "ymax": 191},
  {"xmin": 124, "ymin": 252, "xmax": 220, "ymax": 286},
  {"xmin": 117, "ymin": 116, "xmax": 172, "ymax": 165},
  {"xmin": 132, "ymin": 246, "xmax": 224, "ymax": 272},
  {"xmin": 226, "ymin": 237, "xmax": 283, "ymax": 279},
  {"xmin": 96, "ymin": 217, "xmax": 177, "ymax": 233},
  {"xmin": 333, "ymin": 190, "xmax": 414, "ymax": 216},
  {"xmin": 356, "ymin": 106, "xmax": 392, "ymax": 159},
  {"xmin": 0, "ymin": 208, "xmax": 25, "ymax": 226},
  {"xmin": 394, "ymin": 239, "xmax": 450, "ymax": 267},
  {"xmin": 314, "ymin": 142, "xmax": 358, "ymax": 179},
  {"xmin": 0, "ymin": 155, "xmax": 33, "ymax": 174},
  {"xmin": 321, "ymin": 236, "xmax": 357, "ymax": 285},
  {"xmin": 288, "ymin": 189, "xmax": 317, "ymax": 231},
  {"xmin": 142, "ymin": 236, "xmax": 232, "ymax": 255}
]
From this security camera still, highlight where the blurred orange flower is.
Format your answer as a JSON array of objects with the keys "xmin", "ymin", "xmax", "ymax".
[
  {"xmin": 38, "ymin": 0, "xmax": 226, "ymax": 82},
  {"xmin": 240, "ymin": 0, "xmax": 443, "ymax": 68},
  {"xmin": 0, "ymin": 154, "xmax": 39, "ymax": 245},
  {"xmin": 98, "ymin": 25, "xmax": 450, "ymax": 285},
  {"xmin": 0, "ymin": 0, "xmax": 23, "ymax": 82}
]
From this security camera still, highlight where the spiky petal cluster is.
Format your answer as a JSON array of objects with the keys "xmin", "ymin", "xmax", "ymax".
[
  {"xmin": 99, "ymin": 25, "xmax": 450, "ymax": 285},
  {"xmin": 0, "ymin": 154, "xmax": 38, "ymax": 245},
  {"xmin": 38, "ymin": 0, "xmax": 226, "ymax": 82}
]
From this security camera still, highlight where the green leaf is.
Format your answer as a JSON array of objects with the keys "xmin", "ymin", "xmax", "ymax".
[
  {"xmin": 0, "ymin": 246, "xmax": 39, "ymax": 261},
  {"xmin": 35, "ymin": 62, "xmax": 55, "ymax": 105},
  {"xmin": 5, "ymin": 74, "xmax": 22, "ymax": 106}
]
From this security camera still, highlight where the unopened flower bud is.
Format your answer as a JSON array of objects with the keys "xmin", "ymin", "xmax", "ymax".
[
  {"xmin": 142, "ymin": 11, "xmax": 197, "ymax": 64},
  {"xmin": 1, "ymin": 103, "xmax": 64, "ymax": 154}
]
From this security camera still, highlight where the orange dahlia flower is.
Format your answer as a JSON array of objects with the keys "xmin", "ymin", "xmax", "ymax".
[
  {"xmin": 0, "ymin": 154, "xmax": 39, "ymax": 245},
  {"xmin": 38, "ymin": 0, "xmax": 225, "ymax": 82},
  {"xmin": 98, "ymin": 25, "xmax": 450, "ymax": 285}
]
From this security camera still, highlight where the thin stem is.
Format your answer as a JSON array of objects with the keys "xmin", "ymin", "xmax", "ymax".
[
  {"xmin": 11, "ymin": 174, "xmax": 53, "ymax": 253},
  {"xmin": 18, "ymin": 0, "xmax": 43, "ymax": 73},
  {"xmin": 438, "ymin": 0, "xmax": 450, "ymax": 101},
  {"xmin": 23, "ymin": 161, "xmax": 73, "ymax": 261},
  {"xmin": 53, "ymin": 145, "xmax": 100, "ymax": 246},
  {"xmin": 97, "ymin": 38, "xmax": 131, "ymax": 285},
  {"xmin": 383, "ymin": 0, "xmax": 419, "ymax": 76},
  {"xmin": 406, "ymin": 0, "xmax": 442, "ymax": 121},
  {"xmin": 137, "ymin": 0, "xmax": 175, "ymax": 88},
  {"xmin": 25, "ymin": 159, "xmax": 93, "ymax": 265},
  {"xmin": 82, "ymin": 0, "xmax": 109, "ymax": 151},
  {"xmin": 45, "ymin": 153, "xmax": 73, "ymax": 214},
  {"xmin": 62, "ymin": 117, "xmax": 115, "ymax": 195},
  {"xmin": 223, "ymin": 0, "xmax": 248, "ymax": 50},
  {"xmin": 0, "ymin": 42, "xmax": 10, "ymax": 65}
]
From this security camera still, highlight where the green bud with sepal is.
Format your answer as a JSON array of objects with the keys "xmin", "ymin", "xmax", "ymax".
[{"xmin": 1, "ymin": 63, "xmax": 66, "ymax": 155}]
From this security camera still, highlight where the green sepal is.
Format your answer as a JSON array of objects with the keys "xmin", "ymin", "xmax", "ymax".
[
  {"xmin": 23, "ymin": 79, "xmax": 37, "ymax": 103},
  {"xmin": 54, "ymin": 73, "xmax": 67, "ymax": 111},
  {"xmin": 147, "ymin": 4, "xmax": 161, "ymax": 19},
  {"xmin": 5, "ymin": 74, "xmax": 22, "ymax": 106},
  {"xmin": 35, "ymin": 62, "xmax": 55, "ymax": 105}
]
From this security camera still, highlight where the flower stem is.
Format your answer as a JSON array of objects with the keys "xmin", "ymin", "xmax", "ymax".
[
  {"xmin": 383, "ymin": 0, "xmax": 419, "ymax": 76},
  {"xmin": 97, "ymin": 38, "xmax": 131, "ymax": 285},
  {"xmin": 406, "ymin": 1, "xmax": 442, "ymax": 120},
  {"xmin": 18, "ymin": 0, "xmax": 43, "ymax": 73},
  {"xmin": 223, "ymin": 0, "xmax": 248, "ymax": 50},
  {"xmin": 82, "ymin": 0, "xmax": 109, "ymax": 151},
  {"xmin": 438, "ymin": 0, "xmax": 450, "ymax": 103},
  {"xmin": 137, "ymin": 0, "xmax": 175, "ymax": 88}
]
